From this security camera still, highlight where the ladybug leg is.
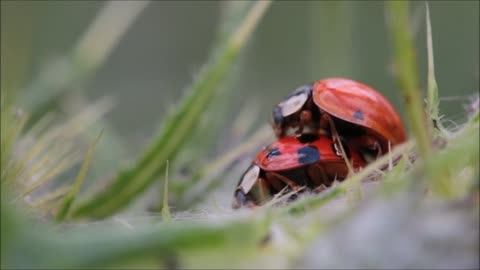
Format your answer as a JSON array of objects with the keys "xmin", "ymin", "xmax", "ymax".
[
  {"xmin": 307, "ymin": 163, "xmax": 330, "ymax": 193},
  {"xmin": 373, "ymin": 141, "xmax": 382, "ymax": 159},
  {"xmin": 318, "ymin": 112, "xmax": 331, "ymax": 136},
  {"xmin": 320, "ymin": 113, "xmax": 354, "ymax": 174},
  {"xmin": 266, "ymin": 175, "xmax": 286, "ymax": 193},
  {"xmin": 266, "ymin": 172, "xmax": 302, "ymax": 192},
  {"xmin": 257, "ymin": 177, "xmax": 272, "ymax": 203},
  {"xmin": 347, "ymin": 135, "xmax": 383, "ymax": 158},
  {"xmin": 307, "ymin": 163, "xmax": 331, "ymax": 187}
]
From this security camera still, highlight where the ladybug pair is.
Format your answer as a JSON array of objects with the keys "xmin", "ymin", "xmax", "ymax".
[{"xmin": 232, "ymin": 78, "xmax": 407, "ymax": 209}]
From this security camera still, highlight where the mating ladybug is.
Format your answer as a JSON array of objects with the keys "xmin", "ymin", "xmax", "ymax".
[
  {"xmin": 232, "ymin": 134, "xmax": 366, "ymax": 209},
  {"xmin": 272, "ymin": 78, "xmax": 407, "ymax": 157}
]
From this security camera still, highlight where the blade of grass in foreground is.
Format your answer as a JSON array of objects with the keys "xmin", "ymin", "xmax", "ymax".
[
  {"xmin": 386, "ymin": 1, "xmax": 432, "ymax": 159},
  {"xmin": 1, "ymin": 193, "xmax": 270, "ymax": 269},
  {"xmin": 72, "ymin": 1, "xmax": 272, "ymax": 219}
]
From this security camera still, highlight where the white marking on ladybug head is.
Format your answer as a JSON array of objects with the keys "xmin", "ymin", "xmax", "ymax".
[
  {"xmin": 281, "ymin": 92, "xmax": 308, "ymax": 117},
  {"xmin": 240, "ymin": 165, "xmax": 260, "ymax": 194}
]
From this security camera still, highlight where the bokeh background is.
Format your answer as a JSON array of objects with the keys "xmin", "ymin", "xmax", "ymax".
[
  {"xmin": 1, "ymin": 1, "xmax": 479, "ymax": 208},
  {"xmin": 3, "ymin": 1, "xmax": 478, "ymax": 143}
]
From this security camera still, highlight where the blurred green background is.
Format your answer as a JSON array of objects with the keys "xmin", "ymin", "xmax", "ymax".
[{"xmin": 2, "ymin": 1, "xmax": 478, "ymax": 153}]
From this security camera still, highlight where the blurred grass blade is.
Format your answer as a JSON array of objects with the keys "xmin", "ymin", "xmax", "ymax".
[
  {"xmin": 56, "ymin": 130, "xmax": 103, "ymax": 222},
  {"xmin": 161, "ymin": 160, "xmax": 171, "ymax": 221},
  {"xmin": 0, "ymin": 106, "xmax": 28, "ymax": 184},
  {"xmin": 386, "ymin": 2, "xmax": 432, "ymax": 161},
  {"xmin": 2, "ymin": 191, "xmax": 270, "ymax": 269},
  {"xmin": 20, "ymin": 1, "xmax": 149, "ymax": 118},
  {"xmin": 308, "ymin": 1, "xmax": 354, "ymax": 78},
  {"xmin": 9, "ymin": 98, "xmax": 111, "ymax": 205},
  {"xmin": 72, "ymin": 1, "xmax": 272, "ymax": 219},
  {"xmin": 31, "ymin": 185, "xmax": 72, "ymax": 209},
  {"xmin": 73, "ymin": 1, "xmax": 150, "ymax": 74},
  {"xmin": 18, "ymin": 1, "xmax": 147, "ymax": 184}
]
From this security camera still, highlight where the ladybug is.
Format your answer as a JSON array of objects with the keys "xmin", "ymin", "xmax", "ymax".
[
  {"xmin": 272, "ymin": 78, "xmax": 407, "ymax": 157},
  {"xmin": 232, "ymin": 134, "xmax": 366, "ymax": 209}
]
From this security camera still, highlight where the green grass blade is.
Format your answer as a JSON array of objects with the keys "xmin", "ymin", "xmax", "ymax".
[
  {"xmin": 425, "ymin": 3, "xmax": 440, "ymax": 127},
  {"xmin": 71, "ymin": 1, "xmax": 272, "ymax": 219},
  {"xmin": 386, "ymin": 1, "xmax": 432, "ymax": 159},
  {"xmin": 161, "ymin": 160, "xmax": 171, "ymax": 221},
  {"xmin": 55, "ymin": 130, "xmax": 103, "ymax": 222},
  {"xmin": 425, "ymin": 2, "xmax": 450, "ymax": 137}
]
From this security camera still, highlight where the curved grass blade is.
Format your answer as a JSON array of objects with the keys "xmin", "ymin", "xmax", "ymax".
[{"xmin": 72, "ymin": 1, "xmax": 273, "ymax": 219}]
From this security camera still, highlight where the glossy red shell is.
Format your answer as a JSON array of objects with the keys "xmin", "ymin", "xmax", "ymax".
[
  {"xmin": 313, "ymin": 78, "xmax": 407, "ymax": 146},
  {"xmin": 254, "ymin": 136, "xmax": 365, "ymax": 171}
]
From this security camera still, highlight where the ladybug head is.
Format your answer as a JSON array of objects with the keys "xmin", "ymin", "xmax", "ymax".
[
  {"xmin": 272, "ymin": 84, "xmax": 313, "ymax": 137},
  {"xmin": 232, "ymin": 164, "xmax": 261, "ymax": 209}
]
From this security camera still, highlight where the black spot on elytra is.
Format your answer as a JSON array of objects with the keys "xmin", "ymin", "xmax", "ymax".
[
  {"xmin": 266, "ymin": 147, "xmax": 281, "ymax": 159},
  {"xmin": 297, "ymin": 146, "xmax": 320, "ymax": 164},
  {"xmin": 353, "ymin": 110, "xmax": 364, "ymax": 120}
]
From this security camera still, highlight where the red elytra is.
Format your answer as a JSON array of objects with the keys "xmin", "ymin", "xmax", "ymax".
[
  {"xmin": 313, "ymin": 78, "xmax": 407, "ymax": 153},
  {"xmin": 271, "ymin": 78, "xmax": 407, "ymax": 157},
  {"xmin": 232, "ymin": 135, "xmax": 366, "ymax": 209},
  {"xmin": 255, "ymin": 135, "xmax": 365, "ymax": 171}
]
